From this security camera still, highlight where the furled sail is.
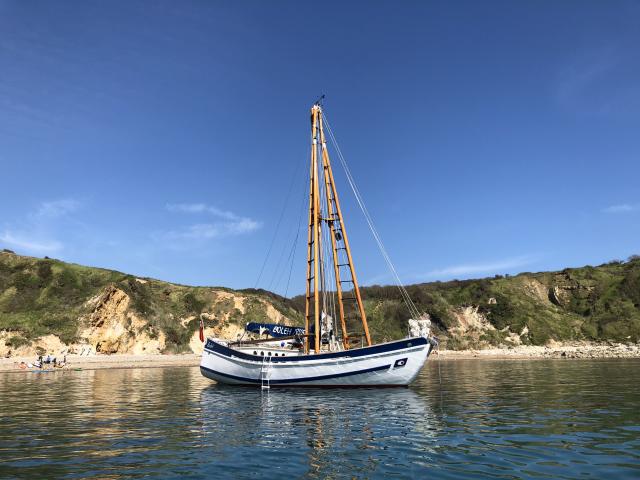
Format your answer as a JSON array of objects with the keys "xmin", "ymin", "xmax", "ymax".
[{"xmin": 245, "ymin": 322, "xmax": 305, "ymax": 338}]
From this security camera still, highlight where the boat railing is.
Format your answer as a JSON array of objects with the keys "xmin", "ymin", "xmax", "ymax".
[{"xmin": 229, "ymin": 334, "xmax": 307, "ymax": 347}]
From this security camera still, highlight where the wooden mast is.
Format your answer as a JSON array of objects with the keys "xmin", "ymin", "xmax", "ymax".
[
  {"xmin": 304, "ymin": 102, "xmax": 372, "ymax": 352},
  {"xmin": 303, "ymin": 117, "xmax": 314, "ymax": 354},
  {"xmin": 305, "ymin": 105, "xmax": 322, "ymax": 353}
]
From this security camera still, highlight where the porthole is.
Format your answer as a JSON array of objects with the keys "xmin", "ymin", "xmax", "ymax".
[
  {"xmin": 268, "ymin": 352, "xmax": 272, "ymax": 356},
  {"xmin": 253, "ymin": 351, "xmax": 257, "ymax": 355},
  {"xmin": 260, "ymin": 351, "xmax": 264, "ymax": 356},
  {"xmin": 274, "ymin": 353, "xmax": 278, "ymax": 357}
]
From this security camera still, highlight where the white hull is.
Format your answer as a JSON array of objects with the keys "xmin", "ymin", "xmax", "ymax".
[{"xmin": 200, "ymin": 337, "xmax": 432, "ymax": 387}]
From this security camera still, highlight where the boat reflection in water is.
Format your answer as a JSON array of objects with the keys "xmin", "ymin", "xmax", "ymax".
[{"xmin": 198, "ymin": 383, "xmax": 442, "ymax": 477}]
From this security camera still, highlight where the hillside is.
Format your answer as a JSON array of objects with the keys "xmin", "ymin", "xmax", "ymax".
[
  {"xmin": 0, "ymin": 250, "xmax": 302, "ymax": 357},
  {"xmin": 291, "ymin": 255, "xmax": 640, "ymax": 349},
  {"xmin": 1, "ymin": 250, "xmax": 639, "ymax": 357}
]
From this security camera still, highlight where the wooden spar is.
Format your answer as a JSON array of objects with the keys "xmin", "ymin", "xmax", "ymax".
[
  {"xmin": 318, "ymin": 112, "xmax": 349, "ymax": 349},
  {"xmin": 304, "ymin": 108, "xmax": 317, "ymax": 354},
  {"xmin": 317, "ymin": 108, "xmax": 372, "ymax": 347},
  {"xmin": 305, "ymin": 105, "xmax": 322, "ymax": 353},
  {"xmin": 303, "ymin": 118, "xmax": 314, "ymax": 354},
  {"xmin": 312, "ymin": 107, "xmax": 322, "ymax": 353}
]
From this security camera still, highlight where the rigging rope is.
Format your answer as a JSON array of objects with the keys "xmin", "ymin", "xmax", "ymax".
[
  {"xmin": 268, "ymin": 158, "xmax": 309, "ymax": 293},
  {"xmin": 254, "ymin": 149, "xmax": 305, "ymax": 289},
  {"xmin": 284, "ymin": 183, "xmax": 307, "ymax": 298},
  {"xmin": 267, "ymin": 222, "xmax": 296, "ymax": 292},
  {"xmin": 323, "ymin": 114, "xmax": 422, "ymax": 320},
  {"xmin": 319, "ymin": 158, "xmax": 338, "ymax": 329},
  {"xmin": 271, "ymin": 215, "xmax": 302, "ymax": 294}
]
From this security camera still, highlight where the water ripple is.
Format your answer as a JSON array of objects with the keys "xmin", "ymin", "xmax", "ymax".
[{"xmin": 0, "ymin": 359, "xmax": 639, "ymax": 478}]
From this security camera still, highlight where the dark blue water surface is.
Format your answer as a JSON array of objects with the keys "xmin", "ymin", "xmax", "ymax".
[{"xmin": 1, "ymin": 359, "xmax": 639, "ymax": 479}]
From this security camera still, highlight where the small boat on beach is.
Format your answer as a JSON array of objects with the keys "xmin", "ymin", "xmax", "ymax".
[{"xmin": 200, "ymin": 101, "xmax": 436, "ymax": 387}]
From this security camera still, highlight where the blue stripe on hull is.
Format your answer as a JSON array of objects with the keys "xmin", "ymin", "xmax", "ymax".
[{"xmin": 200, "ymin": 363, "xmax": 391, "ymax": 385}]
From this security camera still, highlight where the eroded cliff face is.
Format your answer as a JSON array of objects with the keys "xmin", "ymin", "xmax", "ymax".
[
  {"xmin": 0, "ymin": 282, "xmax": 298, "ymax": 358},
  {"xmin": 437, "ymin": 300, "xmax": 534, "ymax": 349},
  {"xmin": 80, "ymin": 285, "xmax": 166, "ymax": 355},
  {"xmin": 447, "ymin": 306, "xmax": 494, "ymax": 347},
  {"xmin": 450, "ymin": 305, "xmax": 494, "ymax": 337},
  {"xmin": 0, "ymin": 333, "xmax": 67, "ymax": 358}
]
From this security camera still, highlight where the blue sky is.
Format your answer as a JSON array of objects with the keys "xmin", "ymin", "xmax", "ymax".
[{"xmin": 1, "ymin": 1, "xmax": 639, "ymax": 294}]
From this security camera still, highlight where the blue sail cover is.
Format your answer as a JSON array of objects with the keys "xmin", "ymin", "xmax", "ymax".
[{"xmin": 245, "ymin": 322, "xmax": 305, "ymax": 338}]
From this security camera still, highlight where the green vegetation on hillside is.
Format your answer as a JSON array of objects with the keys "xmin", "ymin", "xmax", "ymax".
[
  {"xmin": 0, "ymin": 251, "xmax": 302, "ymax": 353},
  {"xmin": 0, "ymin": 252, "xmax": 125, "ymax": 344},
  {"xmin": 2, "ymin": 250, "xmax": 639, "ymax": 351},
  {"xmin": 293, "ymin": 256, "xmax": 640, "ymax": 347}
]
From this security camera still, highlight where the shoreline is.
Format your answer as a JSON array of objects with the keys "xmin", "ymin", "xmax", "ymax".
[
  {"xmin": 0, "ymin": 353, "xmax": 201, "ymax": 373},
  {"xmin": 2, "ymin": 342, "xmax": 639, "ymax": 373},
  {"xmin": 434, "ymin": 342, "xmax": 640, "ymax": 360}
]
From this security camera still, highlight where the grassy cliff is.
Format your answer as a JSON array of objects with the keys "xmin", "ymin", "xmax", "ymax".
[
  {"xmin": 292, "ymin": 256, "xmax": 640, "ymax": 348},
  {"xmin": 0, "ymin": 250, "xmax": 301, "ymax": 355},
  {"xmin": 2, "ymin": 249, "xmax": 639, "ymax": 354}
]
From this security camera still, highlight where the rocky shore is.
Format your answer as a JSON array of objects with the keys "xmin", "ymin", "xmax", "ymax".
[{"xmin": 435, "ymin": 341, "xmax": 640, "ymax": 360}]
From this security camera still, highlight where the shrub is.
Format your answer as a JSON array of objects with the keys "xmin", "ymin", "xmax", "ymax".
[
  {"xmin": 5, "ymin": 335, "xmax": 29, "ymax": 349},
  {"xmin": 183, "ymin": 292, "xmax": 205, "ymax": 314}
]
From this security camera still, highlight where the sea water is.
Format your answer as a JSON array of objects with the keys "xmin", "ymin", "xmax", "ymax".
[{"xmin": 0, "ymin": 359, "xmax": 638, "ymax": 479}]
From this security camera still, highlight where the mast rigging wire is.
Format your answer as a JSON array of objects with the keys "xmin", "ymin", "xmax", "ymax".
[
  {"xmin": 254, "ymin": 149, "xmax": 306, "ymax": 289},
  {"xmin": 323, "ymin": 114, "xmax": 421, "ymax": 320},
  {"xmin": 283, "ymin": 189, "xmax": 307, "ymax": 298}
]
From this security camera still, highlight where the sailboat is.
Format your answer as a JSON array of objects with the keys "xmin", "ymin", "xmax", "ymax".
[{"xmin": 200, "ymin": 101, "xmax": 436, "ymax": 387}]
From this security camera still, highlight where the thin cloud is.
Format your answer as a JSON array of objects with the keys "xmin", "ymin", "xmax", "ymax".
[
  {"xmin": 166, "ymin": 203, "xmax": 239, "ymax": 220},
  {"xmin": 157, "ymin": 204, "xmax": 261, "ymax": 245},
  {"xmin": 0, "ymin": 198, "xmax": 81, "ymax": 254},
  {"xmin": 602, "ymin": 203, "xmax": 640, "ymax": 214},
  {"xmin": 364, "ymin": 272, "xmax": 394, "ymax": 285},
  {"xmin": 555, "ymin": 46, "xmax": 640, "ymax": 115},
  {"xmin": 225, "ymin": 218, "xmax": 261, "ymax": 235},
  {"xmin": 417, "ymin": 256, "xmax": 536, "ymax": 281},
  {"xmin": 35, "ymin": 199, "xmax": 80, "ymax": 218},
  {"xmin": 0, "ymin": 231, "xmax": 62, "ymax": 254},
  {"xmin": 166, "ymin": 203, "xmax": 207, "ymax": 213},
  {"xmin": 162, "ymin": 220, "xmax": 261, "ymax": 241},
  {"xmin": 556, "ymin": 49, "xmax": 617, "ymax": 104}
]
